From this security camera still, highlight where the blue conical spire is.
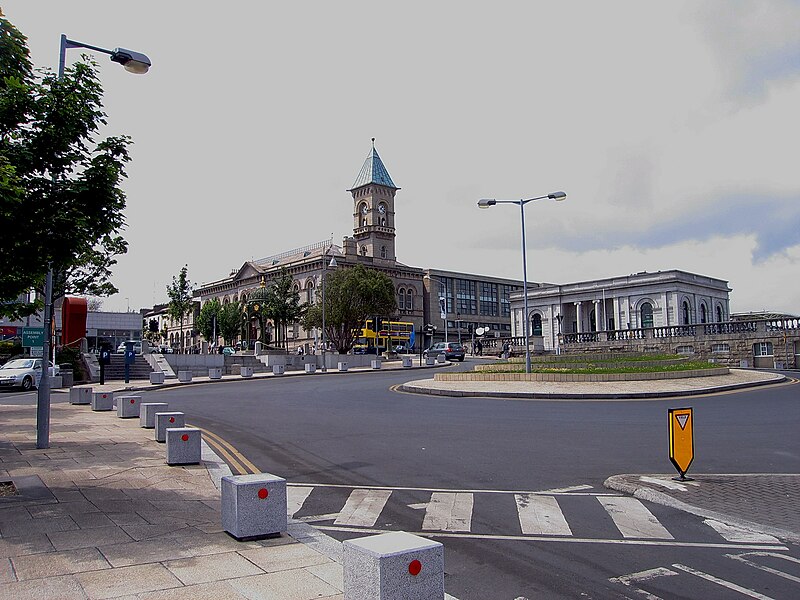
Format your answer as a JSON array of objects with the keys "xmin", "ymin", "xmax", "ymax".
[{"xmin": 349, "ymin": 139, "xmax": 398, "ymax": 190}]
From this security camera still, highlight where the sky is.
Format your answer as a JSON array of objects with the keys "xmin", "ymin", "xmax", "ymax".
[{"xmin": 5, "ymin": 1, "xmax": 800, "ymax": 315}]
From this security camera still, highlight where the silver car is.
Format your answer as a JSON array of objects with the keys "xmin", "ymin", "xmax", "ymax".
[{"xmin": 0, "ymin": 358, "xmax": 60, "ymax": 391}]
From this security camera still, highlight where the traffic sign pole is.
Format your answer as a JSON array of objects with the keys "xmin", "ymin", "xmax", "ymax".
[{"xmin": 36, "ymin": 268, "xmax": 53, "ymax": 449}]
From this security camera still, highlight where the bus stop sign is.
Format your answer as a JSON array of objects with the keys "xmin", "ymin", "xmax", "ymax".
[{"xmin": 668, "ymin": 407, "xmax": 694, "ymax": 481}]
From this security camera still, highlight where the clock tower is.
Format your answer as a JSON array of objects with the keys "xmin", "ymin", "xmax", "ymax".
[{"xmin": 348, "ymin": 139, "xmax": 398, "ymax": 263}]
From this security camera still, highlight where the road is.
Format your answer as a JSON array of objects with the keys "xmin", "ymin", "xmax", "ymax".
[{"xmin": 4, "ymin": 363, "xmax": 799, "ymax": 598}]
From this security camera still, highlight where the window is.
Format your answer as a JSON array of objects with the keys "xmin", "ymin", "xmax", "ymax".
[
  {"xmin": 406, "ymin": 289, "xmax": 413, "ymax": 310},
  {"xmin": 532, "ymin": 313, "xmax": 542, "ymax": 336},
  {"xmin": 640, "ymin": 302, "xmax": 654, "ymax": 328},
  {"xmin": 500, "ymin": 285, "xmax": 514, "ymax": 317},
  {"xmin": 398, "ymin": 288, "xmax": 405, "ymax": 310},
  {"xmin": 306, "ymin": 281, "xmax": 314, "ymax": 304},
  {"xmin": 380, "ymin": 246, "xmax": 387, "ymax": 259},
  {"xmin": 712, "ymin": 343, "xmax": 730, "ymax": 353},
  {"xmin": 682, "ymin": 301, "xmax": 691, "ymax": 325},
  {"xmin": 753, "ymin": 342, "xmax": 773, "ymax": 356},
  {"xmin": 676, "ymin": 345, "xmax": 695, "ymax": 355},
  {"xmin": 437, "ymin": 277, "xmax": 454, "ymax": 313},
  {"xmin": 716, "ymin": 305, "xmax": 723, "ymax": 322},
  {"xmin": 480, "ymin": 282, "xmax": 498, "ymax": 316},
  {"xmin": 700, "ymin": 303, "xmax": 708, "ymax": 324},
  {"xmin": 456, "ymin": 279, "xmax": 477, "ymax": 315}
]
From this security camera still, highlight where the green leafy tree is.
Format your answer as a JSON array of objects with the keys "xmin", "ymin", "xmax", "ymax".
[
  {"xmin": 218, "ymin": 301, "xmax": 243, "ymax": 346},
  {"xmin": 166, "ymin": 265, "xmax": 193, "ymax": 352},
  {"xmin": 263, "ymin": 269, "xmax": 306, "ymax": 351},
  {"xmin": 0, "ymin": 15, "xmax": 133, "ymax": 319},
  {"xmin": 196, "ymin": 298, "xmax": 221, "ymax": 344},
  {"xmin": 303, "ymin": 264, "xmax": 396, "ymax": 353}
]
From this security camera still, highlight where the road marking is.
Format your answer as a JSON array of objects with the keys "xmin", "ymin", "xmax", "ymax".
[
  {"xmin": 515, "ymin": 494, "xmax": 572, "ymax": 536},
  {"xmin": 672, "ymin": 563, "xmax": 776, "ymax": 599},
  {"xmin": 286, "ymin": 481, "xmax": 614, "ymax": 496},
  {"xmin": 190, "ymin": 425, "xmax": 261, "ymax": 474},
  {"xmin": 597, "ymin": 497, "xmax": 673, "ymax": 539},
  {"xmin": 422, "ymin": 492, "xmax": 474, "ymax": 532},
  {"xmin": 296, "ymin": 512, "xmax": 341, "ymax": 523},
  {"xmin": 334, "ymin": 489, "xmax": 392, "ymax": 527},
  {"xmin": 609, "ymin": 567, "xmax": 678, "ymax": 600},
  {"xmin": 638, "ymin": 476, "xmax": 697, "ymax": 491},
  {"xmin": 727, "ymin": 552, "xmax": 800, "ymax": 584},
  {"xmin": 704, "ymin": 520, "xmax": 780, "ymax": 544},
  {"xmin": 287, "ymin": 485, "xmax": 313, "ymax": 518},
  {"xmin": 312, "ymin": 525, "xmax": 787, "ymax": 549}
]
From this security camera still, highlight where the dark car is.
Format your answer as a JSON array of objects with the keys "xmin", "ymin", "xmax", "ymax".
[{"xmin": 423, "ymin": 342, "xmax": 465, "ymax": 361}]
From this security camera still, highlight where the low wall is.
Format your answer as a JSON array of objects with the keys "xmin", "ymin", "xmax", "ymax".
[
  {"xmin": 435, "ymin": 367, "xmax": 729, "ymax": 383},
  {"xmin": 476, "ymin": 358, "xmax": 688, "ymax": 371},
  {"xmin": 164, "ymin": 354, "xmax": 225, "ymax": 376}
]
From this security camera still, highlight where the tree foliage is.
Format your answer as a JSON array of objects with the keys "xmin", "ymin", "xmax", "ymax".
[
  {"xmin": 218, "ymin": 301, "xmax": 243, "ymax": 346},
  {"xmin": 263, "ymin": 269, "xmax": 305, "ymax": 350},
  {"xmin": 196, "ymin": 298, "xmax": 221, "ymax": 343},
  {"xmin": 0, "ymin": 15, "xmax": 133, "ymax": 319},
  {"xmin": 166, "ymin": 265, "xmax": 193, "ymax": 350},
  {"xmin": 303, "ymin": 264, "xmax": 396, "ymax": 353}
]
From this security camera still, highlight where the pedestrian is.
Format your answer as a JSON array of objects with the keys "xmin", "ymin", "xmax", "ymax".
[
  {"xmin": 502, "ymin": 340, "xmax": 510, "ymax": 359},
  {"xmin": 476, "ymin": 339, "xmax": 483, "ymax": 356}
]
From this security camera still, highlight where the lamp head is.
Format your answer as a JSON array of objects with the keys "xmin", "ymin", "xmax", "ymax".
[
  {"xmin": 110, "ymin": 48, "xmax": 151, "ymax": 74},
  {"xmin": 548, "ymin": 191, "xmax": 567, "ymax": 201},
  {"xmin": 328, "ymin": 256, "xmax": 338, "ymax": 268},
  {"xmin": 477, "ymin": 199, "xmax": 496, "ymax": 209}
]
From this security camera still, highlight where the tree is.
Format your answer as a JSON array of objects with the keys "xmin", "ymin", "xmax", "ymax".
[
  {"xmin": 0, "ymin": 15, "xmax": 133, "ymax": 319},
  {"xmin": 303, "ymin": 264, "xmax": 396, "ymax": 354},
  {"xmin": 196, "ymin": 298, "xmax": 221, "ymax": 344},
  {"xmin": 166, "ymin": 265, "xmax": 193, "ymax": 352},
  {"xmin": 218, "ymin": 301, "xmax": 243, "ymax": 346},
  {"xmin": 86, "ymin": 297, "xmax": 103, "ymax": 312},
  {"xmin": 263, "ymin": 269, "xmax": 305, "ymax": 351}
]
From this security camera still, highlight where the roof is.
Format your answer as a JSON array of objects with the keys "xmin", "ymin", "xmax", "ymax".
[{"xmin": 349, "ymin": 139, "xmax": 398, "ymax": 190}]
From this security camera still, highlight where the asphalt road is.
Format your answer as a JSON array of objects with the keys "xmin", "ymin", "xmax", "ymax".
[{"xmin": 5, "ymin": 363, "xmax": 799, "ymax": 598}]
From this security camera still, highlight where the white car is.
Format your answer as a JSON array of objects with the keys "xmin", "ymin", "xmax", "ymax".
[
  {"xmin": 116, "ymin": 341, "xmax": 143, "ymax": 354},
  {"xmin": 0, "ymin": 359, "xmax": 60, "ymax": 392}
]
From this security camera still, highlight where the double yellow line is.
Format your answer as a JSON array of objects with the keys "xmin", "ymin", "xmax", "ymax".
[{"xmin": 189, "ymin": 424, "xmax": 260, "ymax": 475}]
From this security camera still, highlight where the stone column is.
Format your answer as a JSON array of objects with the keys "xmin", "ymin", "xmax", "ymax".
[
  {"xmin": 575, "ymin": 302, "xmax": 583, "ymax": 334},
  {"xmin": 593, "ymin": 300, "xmax": 602, "ymax": 332}
]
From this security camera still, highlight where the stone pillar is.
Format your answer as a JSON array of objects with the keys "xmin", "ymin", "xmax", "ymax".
[
  {"xmin": 593, "ymin": 300, "xmax": 602, "ymax": 332},
  {"xmin": 575, "ymin": 302, "xmax": 583, "ymax": 334}
]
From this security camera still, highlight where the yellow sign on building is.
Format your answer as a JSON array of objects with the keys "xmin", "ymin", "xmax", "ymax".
[{"xmin": 668, "ymin": 407, "xmax": 694, "ymax": 480}]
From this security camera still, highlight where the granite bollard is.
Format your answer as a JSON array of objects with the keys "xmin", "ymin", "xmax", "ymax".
[
  {"xmin": 165, "ymin": 427, "xmax": 201, "ymax": 465},
  {"xmin": 221, "ymin": 473, "xmax": 287, "ymax": 540},
  {"xmin": 371, "ymin": 359, "xmax": 382, "ymax": 370},
  {"xmin": 150, "ymin": 372, "xmax": 165, "ymax": 384},
  {"xmin": 91, "ymin": 391, "xmax": 113, "ymax": 411},
  {"xmin": 70, "ymin": 387, "xmax": 92, "ymax": 405},
  {"xmin": 208, "ymin": 367, "xmax": 222, "ymax": 380},
  {"xmin": 425, "ymin": 356, "xmax": 436, "ymax": 366},
  {"xmin": 304, "ymin": 363, "xmax": 316, "ymax": 374},
  {"xmin": 272, "ymin": 364, "xmax": 285, "ymax": 376},
  {"xmin": 116, "ymin": 395, "xmax": 141, "ymax": 418},
  {"xmin": 436, "ymin": 354, "xmax": 446, "ymax": 364},
  {"xmin": 338, "ymin": 361, "xmax": 349, "ymax": 372},
  {"xmin": 402, "ymin": 356, "xmax": 413, "ymax": 368},
  {"xmin": 140, "ymin": 402, "xmax": 168, "ymax": 428},
  {"xmin": 343, "ymin": 531, "xmax": 444, "ymax": 600},
  {"xmin": 240, "ymin": 366, "xmax": 253, "ymax": 378},
  {"xmin": 155, "ymin": 412, "xmax": 185, "ymax": 442},
  {"xmin": 178, "ymin": 370, "xmax": 192, "ymax": 383}
]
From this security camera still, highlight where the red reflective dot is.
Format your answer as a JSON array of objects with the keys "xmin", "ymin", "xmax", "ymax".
[
  {"xmin": 258, "ymin": 488, "xmax": 268, "ymax": 500},
  {"xmin": 169, "ymin": 417, "xmax": 175, "ymax": 423},
  {"xmin": 181, "ymin": 434, "xmax": 189, "ymax": 442},
  {"xmin": 130, "ymin": 399, "xmax": 135, "ymax": 404},
  {"xmin": 408, "ymin": 560, "xmax": 422, "ymax": 576}
]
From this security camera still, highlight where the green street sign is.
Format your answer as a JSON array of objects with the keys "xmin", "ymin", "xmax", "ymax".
[{"xmin": 22, "ymin": 327, "xmax": 45, "ymax": 347}]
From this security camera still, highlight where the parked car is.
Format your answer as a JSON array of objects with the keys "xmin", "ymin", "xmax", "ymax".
[
  {"xmin": 0, "ymin": 358, "xmax": 60, "ymax": 391},
  {"xmin": 222, "ymin": 346, "xmax": 236, "ymax": 356},
  {"xmin": 423, "ymin": 342, "xmax": 465, "ymax": 361},
  {"xmin": 116, "ymin": 341, "xmax": 143, "ymax": 354}
]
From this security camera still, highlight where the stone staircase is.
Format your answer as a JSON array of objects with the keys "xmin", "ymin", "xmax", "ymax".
[{"xmin": 101, "ymin": 354, "xmax": 155, "ymax": 381}]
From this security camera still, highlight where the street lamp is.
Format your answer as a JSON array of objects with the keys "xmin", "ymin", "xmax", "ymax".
[
  {"xmin": 425, "ymin": 275, "xmax": 449, "ymax": 344},
  {"xmin": 320, "ymin": 244, "xmax": 338, "ymax": 372},
  {"xmin": 478, "ymin": 191, "xmax": 566, "ymax": 373},
  {"xmin": 37, "ymin": 35, "xmax": 151, "ymax": 449}
]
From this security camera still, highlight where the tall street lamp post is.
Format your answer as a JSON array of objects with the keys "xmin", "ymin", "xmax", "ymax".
[
  {"xmin": 478, "ymin": 191, "xmax": 566, "ymax": 374},
  {"xmin": 37, "ymin": 35, "xmax": 151, "ymax": 449},
  {"xmin": 320, "ymin": 244, "xmax": 338, "ymax": 372}
]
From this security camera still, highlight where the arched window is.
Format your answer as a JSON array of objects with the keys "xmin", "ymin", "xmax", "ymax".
[
  {"xmin": 700, "ymin": 303, "xmax": 708, "ymax": 324},
  {"xmin": 380, "ymin": 246, "xmax": 387, "ymax": 259},
  {"xmin": 716, "ymin": 305, "xmax": 723, "ymax": 322},
  {"xmin": 406, "ymin": 289, "xmax": 413, "ymax": 310},
  {"xmin": 223, "ymin": 296, "xmax": 229, "ymax": 304},
  {"xmin": 360, "ymin": 246, "xmax": 367, "ymax": 256},
  {"xmin": 306, "ymin": 280, "xmax": 314, "ymax": 304},
  {"xmin": 682, "ymin": 301, "xmax": 691, "ymax": 325},
  {"xmin": 398, "ymin": 288, "xmax": 405, "ymax": 310},
  {"xmin": 640, "ymin": 302, "xmax": 654, "ymax": 328},
  {"xmin": 532, "ymin": 313, "xmax": 543, "ymax": 336}
]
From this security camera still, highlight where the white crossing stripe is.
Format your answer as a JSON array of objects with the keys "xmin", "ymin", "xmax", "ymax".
[
  {"xmin": 704, "ymin": 520, "xmax": 780, "ymax": 544},
  {"xmin": 334, "ymin": 489, "xmax": 392, "ymax": 527},
  {"xmin": 672, "ymin": 563, "xmax": 776, "ymax": 599},
  {"xmin": 597, "ymin": 496, "xmax": 673, "ymax": 539},
  {"xmin": 287, "ymin": 485, "xmax": 313, "ymax": 518},
  {"xmin": 515, "ymin": 494, "xmax": 572, "ymax": 536},
  {"xmin": 422, "ymin": 492, "xmax": 474, "ymax": 531}
]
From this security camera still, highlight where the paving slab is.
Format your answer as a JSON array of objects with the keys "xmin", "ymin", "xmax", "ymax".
[
  {"xmin": 11, "ymin": 546, "xmax": 111, "ymax": 580},
  {"xmin": 163, "ymin": 551, "xmax": 265, "ymax": 585},
  {"xmin": 76, "ymin": 562, "xmax": 183, "ymax": 599}
]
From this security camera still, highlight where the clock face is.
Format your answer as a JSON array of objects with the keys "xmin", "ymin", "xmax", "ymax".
[{"xmin": 378, "ymin": 204, "xmax": 386, "ymax": 214}]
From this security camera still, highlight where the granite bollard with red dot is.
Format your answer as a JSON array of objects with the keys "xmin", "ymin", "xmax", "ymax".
[
  {"xmin": 208, "ymin": 367, "xmax": 222, "ymax": 380},
  {"xmin": 116, "ymin": 395, "xmax": 141, "ymax": 418},
  {"xmin": 165, "ymin": 427, "xmax": 201, "ymax": 465},
  {"xmin": 155, "ymin": 412, "xmax": 185, "ymax": 442},
  {"xmin": 140, "ymin": 402, "xmax": 168, "ymax": 428},
  {"xmin": 221, "ymin": 473, "xmax": 287, "ymax": 541},
  {"xmin": 91, "ymin": 391, "xmax": 113, "ymax": 411},
  {"xmin": 343, "ymin": 531, "xmax": 444, "ymax": 600},
  {"xmin": 70, "ymin": 387, "xmax": 92, "ymax": 405}
]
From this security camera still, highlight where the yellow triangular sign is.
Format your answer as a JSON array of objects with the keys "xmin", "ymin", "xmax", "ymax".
[{"xmin": 676, "ymin": 414, "xmax": 689, "ymax": 430}]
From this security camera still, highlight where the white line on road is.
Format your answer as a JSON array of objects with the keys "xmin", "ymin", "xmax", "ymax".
[
  {"xmin": 287, "ymin": 482, "xmax": 614, "ymax": 496},
  {"xmin": 672, "ymin": 563, "xmax": 776, "ymax": 599},
  {"xmin": 597, "ymin": 496, "xmax": 673, "ymax": 539},
  {"xmin": 422, "ymin": 492, "xmax": 474, "ymax": 532},
  {"xmin": 287, "ymin": 485, "xmax": 313, "ymax": 518},
  {"xmin": 704, "ymin": 520, "xmax": 780, "ymax": 544},
  {"xmin": 638, "ymin": 476, "xmax": 695, "ymax": 491},
  {"xmin": 515, "ymin": 494, "xmax": 572, "ymax": 536},
  {"xmin": 334, "ymin": 489, "xmax": 392, "ymax": 527},
  {"xmin": 609, "ymin": 567, "xmax": 678, "ymax": 600},
  {"xmin": 726, "ymin": 552, "xmax": 800, "ymax": 584}
]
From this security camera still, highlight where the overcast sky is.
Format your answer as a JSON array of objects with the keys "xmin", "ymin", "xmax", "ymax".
[{"xmin": 6, "ymin": 1, "xmax": 800, "ymax": 315}]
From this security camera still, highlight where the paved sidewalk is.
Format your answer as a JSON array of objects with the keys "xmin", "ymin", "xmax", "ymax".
[
  {"xmin": 605, "ymin": 473, "xmax": 800, "ymax": 544},
  {"xmin": 0, "ymin": 401, "xmax": 346, "ymax": 599}
]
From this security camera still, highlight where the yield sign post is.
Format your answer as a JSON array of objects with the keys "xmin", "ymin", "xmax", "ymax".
[{"xmin": 668, "ymin": 407, "xmax": 694, "ymax": 481}]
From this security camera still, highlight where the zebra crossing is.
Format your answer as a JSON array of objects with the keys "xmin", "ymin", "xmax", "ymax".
[{"xmin": 287, "ymin": 483, "xmax": 786, "ymax": 549}]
